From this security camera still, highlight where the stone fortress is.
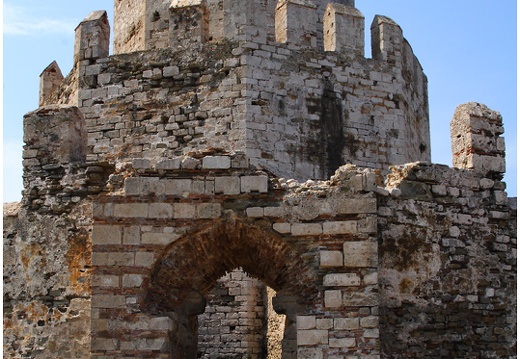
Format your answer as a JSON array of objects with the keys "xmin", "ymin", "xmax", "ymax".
[{"xmin": 3, "ymin": 0, "xmax": 516, "ymax": 358}]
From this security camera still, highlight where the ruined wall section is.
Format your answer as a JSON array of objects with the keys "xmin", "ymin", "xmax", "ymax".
[
  {"xmin": 371, "ymin": 15, "xmax": 430, "ymax": 166},
  {"xmin": 3, "ymin": 202, "xmax": 93, "ymax": 359},
  {"xmin": 89, "ymin": 155, "xmax": 381, "ymax": 358},
  {"xmin": 3, "ymin": 104, "xmax": 110, "ymax": 358},
  {"xmin": 378, "ymin": 106, "xmax": 514, "ymax": 358},
  {"xmin": 378, "ymin": 162, "xmax": 516, "ymax": 358},
  {"xmin": 21, "ymin": 105, "xmax": 113, "ymax": 213},
  {"xmin": 43, "ymin": 68, "xmax": 79, "ymax": 107}
]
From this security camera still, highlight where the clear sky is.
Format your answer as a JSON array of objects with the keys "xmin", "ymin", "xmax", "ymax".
[{"xmin": 2, "ymin": 1, "xmax": 517, "ymax": 202}]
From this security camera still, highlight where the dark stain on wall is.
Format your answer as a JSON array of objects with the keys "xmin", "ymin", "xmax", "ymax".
[{"xmin": 321, "ymin": 78, "xmax": 346, "ymax": 178}]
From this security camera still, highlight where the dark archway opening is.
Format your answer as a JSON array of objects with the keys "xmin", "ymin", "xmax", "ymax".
[{"xmin": 144, "ymin": 216, "xmax": 318, "ymax": 359}]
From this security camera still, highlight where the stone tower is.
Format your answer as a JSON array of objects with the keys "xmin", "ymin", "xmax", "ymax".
[{"xmin": 3, "ymin": 1, "xmax": 515, "ymax": 358}]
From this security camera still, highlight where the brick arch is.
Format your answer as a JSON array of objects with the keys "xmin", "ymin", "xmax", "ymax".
[{"xmin": 144, "ymin": 215, "xmax": 319, "ymax": 314}]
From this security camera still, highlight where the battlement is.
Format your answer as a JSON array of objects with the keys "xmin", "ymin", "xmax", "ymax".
[
  {"xmin": 111, "ymin": 0, "xmax": 411, "ymax": 66},
  {"xmin": 114, "ymin": 0, "xmax": 360, "ymax": 53},
  {"xmin": 35, "ymin": 1, "xmax": 434, "ymax": 182}
]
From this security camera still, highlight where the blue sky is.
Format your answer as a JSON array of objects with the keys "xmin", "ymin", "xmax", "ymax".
[{"xmin": 2, "ymin": 1, "xmax": 517, "ymax": 202}]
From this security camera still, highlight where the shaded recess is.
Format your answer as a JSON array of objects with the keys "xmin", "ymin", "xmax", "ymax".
[{"xmin": 144, "ymin": 215, "xmax": 318, "ymax": 358}]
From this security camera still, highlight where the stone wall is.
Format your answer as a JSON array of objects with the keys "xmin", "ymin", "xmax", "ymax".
[
  {"xmin": 377, "ymin": 102, "xmax": 516, "ymax": 357},
  {"xmin": 113, "ymin": 0, "xmax": 146, "ymax": 54},
  {"xmin": 49, "ymin": 5, "xmax": 429, "ymax": 182},
  {"xmin": 378, "ymin": 162, "xmax": 516, "ymax": 358},
  {"xmin": 198, "ymin": 269, "xmax": 268, "ymax": 358},
  {"xmin": 3, "ymin": 202, "xmax": 92, "ymax": 359},
  {"xmin": 4, "ymin": 1, "xmax": 516, "ymax": 358},
  {"xmin": 89, "ymin": 154, "xmax": 381, "ymax": 358}
]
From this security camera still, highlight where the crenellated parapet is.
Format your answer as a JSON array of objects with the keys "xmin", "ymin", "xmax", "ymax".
[
  {"xmin": 74, "ymin": 11, "xmax": 110, "ymax": 64},
  {"xmin": 39, "ymin": 61, "xmax": 64, "ymax": 107},
  {"xmin": 323, "ymin": 3, "xmax": 364, "ymax": 54},
  {"xmin": 275, "ymin": 0, "xmax": 319, "ymax": 48},
  {"xmin": 109, "ymin": 0, "xmax": 417, "ymax": 62},
  {"xmin": 29, "ymin": 1, "xmax": 508, "ymax": 194},
  {"xmin": 35, "ymin": 2, "xmax": 433, "ymax": 182},
  {"xmin": 169, "ymin": 0, "xmax": 209, "ymax": 48}
]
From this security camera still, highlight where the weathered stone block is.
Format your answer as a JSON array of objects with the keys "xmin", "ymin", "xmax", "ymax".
[
  {"xmin": 241, "ymin": 175, "xmax": 268, "ymax": 193},
  {"xmin": 297, "ymin": 329, "xmax": 328, "ymax": 346},
  {"xmin": 121, "ymin": 337, "xmax": 168, "ymax": 351},
  {"xmin": 363, "ymin": 272, "xmax": 378, "ymax": 285},
  {"xmin": 215, "ymin": 176, "xmax": 240, "ymax": 195},
  {"xmin": 92, "ymin": 224, "xmax": 122, "ymax": 245},
  {"xmin": 291, "ymin": 223, "xmax": 322, "ymax": 236},
  {"xmin": 334, "ymin": 317, "xmax": 359, "ymax": 330},
  {"xmin": 297, "ymin": 316, "xmax": 316, "ymax": 329},
  {"xmin": 231, "ymin": 153, "xmax": 249, "ymax": 168},
  {"xmin": 202, "ymin": 156, "xmax": 231, "ymax": 169},
  {"xmin": 114, "ymin": 203, "xmax": 148, "ymax": 218},
  {"xmin": 344, "ymin": 241, "xmax": 378, "ymax": 267},
  {"xmin": 273, "ymin": 222, "xmax": 291, "ymax": 234},
  {"xmin": 330, "ymin": 337, "xmax": 356, "ymax": 348},
  {"xmin": 323, "ymin": 273, "xmax": 360, "ymax": 287},
  {"xmin": 156, "ymin": 158, "xmax": 181, "ymax": 170},
  {"xmin": 91, "ymin": 294, "xmax": 126, "ymax": 308},
  {"xmin": 123, "ymin": 226, "xmax": 141, "ymax": 245},
  {"xmin": 363, "ymin": 328, "xmax": 380, "ymax": 338},
  {"xmin": 164, "ymin": 179, "xmax": 192, "ymax": 195},
  {"xmin": 324, "ymin": 290, "xmax": 342, "ymax": 308},
  {"xmin": 92, "ymin": 274, "xmax": 120, "ymax": 288},
  {"xmin": 174, "ymin": 203, "xmax": 197, "ymax": 218},
  {"xmin": 181, "ymin": 157, "xmax": 201, "ymax": 169},
  {"xmin": 132, "ymin": 158, "xmax": 151, "ymax": 169},
  {"xmin": 148, "ymin": 203, "xmax": 174, "ymax": 218},
  {"xmin": 122, "ymin": 274, "xmax": 144, "ymax": 287},
  {"xmin": 360, "ymin": 316, "xmax": 379, "ymax": 328},
  {"xmin": 263, "ymin": 206, "xmax": 284, "ymax": 217},
  {"xmin": 320, "ymin": 250, "xmax": 343, "ymax": 267},
  {"xmin": 246, "ymin": 207, "xmax": 264, "ymax": 217},
  {"xmin": 337, "ymin": 198, "xmax": 377, "ymax": 214},
  {"xmin": 343, "ymin": 292, "xmax": 379, "ymax": 307},
  {"xmin": 124, "ymin": 177, "xmax": 140, "ymax": 196},
  {"xmin": 140, "ymin": 177, "xmax": 161, "ymax": 195},
  {"xmin": 92, "ymin": 252, "xmax": 134, "ymax": 266},
  {"xmin": 135, "ymin": 252, "xmax": 155, "ymax": 267},
  {"xmin": 322, "ymin": 221, "xmax": 357, "ymax": 234},
  {"xmin": 163, "ymin": 66, "xmax": 180, "ymax": 77},
  {"xmin": 316, "ymin": 318, "xmax": 333, "ymax": 330},
  {"xmin": 91, "ymin": 338, "xmax": 119, "ymax": 351},
  {"xmin": 197, "ymin": 203, "xmax": 222, "ymax": 218}
]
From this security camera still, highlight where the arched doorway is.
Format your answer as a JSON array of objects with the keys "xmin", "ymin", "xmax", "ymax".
[{"xmin": 144, "ymin": 215, "xmax": 319, "ymax": 358}]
